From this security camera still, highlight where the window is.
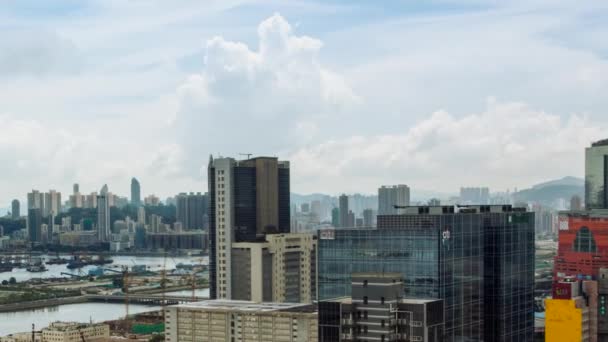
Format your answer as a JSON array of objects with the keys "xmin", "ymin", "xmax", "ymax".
[{"xmin": 573, "ymin": 227, "xmax": 598, "ymax": 252}]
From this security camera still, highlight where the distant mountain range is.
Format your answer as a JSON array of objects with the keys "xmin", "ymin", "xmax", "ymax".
[{"xmin": 514, "ymin": 176, "xmax": 584, "ymax": 207}]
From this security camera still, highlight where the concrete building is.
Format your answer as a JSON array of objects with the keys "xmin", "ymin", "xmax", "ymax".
[
  {"xmin": 11, "ymin": 199, "xmax": 20, "ymax": 219},
  {"xmin": 84, "ymin": 192, "xmax": 97, "ymax": 209},
  {"xmin": 27, "ymin": 208, "xmax": 42, "ymax": 244},
  {"xmin": 131, "ymin": 177, "xmax": 141, "ymax": 206},
  {"xmin": 586, "ymin": 139, "xmax": 608, "ymax": 210},
  {"xmin": 59, "ymin": 231, "xmax": 98, "ymax": 247},
  {"xmin": 546, "ymin": 279, "xmax": 598, "ymax": 342},
  {"xmin": 144, "ymin": 194, "xmax": 160, "ymax": 206},
  {"xmin": 27, "ymin": 190, "xmax": 43, "ymax": 210},
  {"xmin": 339, "ymin": 194, "xmax": 349, "ymax": 228},
  {"xmin": 319, "ymin": 273, "xmax": 444, "ymax": 342},
  {"xmin": 96, "ymin": 185, "xmax": 110, "ymax": 243},
  {"xmin": 165, "ymin": 300, "xmax": 317, "ymax": 342},
  {"xmin": 145, "ymin": 231, "xmax": 207, "ymax": 250},
  {"xmin": 176, "ymin": 192, "xmax": 208, "ymax": 230},
  {"xmin": 42, "ymin": 322, "xmax": 109, "ymax": 342},
  {"xmin": 598, "ymin": 268, "xmax": 608, "ymax": 341},
  {"xmin": 459, "ymin": 187, "xmax": 490, "ymax": 205},
  {"xmin": 43, "ymin": 190, "xmax": 61, "ymax": 218},
  {"xmin": 572, "ymin": 195, "xmax": 584, "ymax": 211},
  {"xmin": 318, "ymin": 205, "xmax": 535, "ymax": 342},
  {"xmin": 362, "ymin": 208, "xmax": 374, "ymax": 227},
  {"xmin": 378, "ymin": 185, "xmax": 410, "ymax": 215},
  {"xmin": 208, "ymin": 156, "xmax": 290, "ymax": 300},
  {"xmin": 230, "ymin": 233, "xmax": 316, "ymax": 303}
]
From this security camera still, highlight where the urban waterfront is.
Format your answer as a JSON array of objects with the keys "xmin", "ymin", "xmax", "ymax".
[
  {"xmin": 0, "ymin": 255, "xmax": 207, "ymax": 282},
  {"xmin": 0, "ymin": 302, "xmax": 160, "ymax": 335}
]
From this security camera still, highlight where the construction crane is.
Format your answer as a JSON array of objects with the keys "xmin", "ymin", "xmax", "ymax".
[
  {"xmin": 161, "ymin": 251, "xmax": 168, "ymax": 319},
  {"xmin": 122, "ymin": 265, "xmax": 131, "ymax": 335}
]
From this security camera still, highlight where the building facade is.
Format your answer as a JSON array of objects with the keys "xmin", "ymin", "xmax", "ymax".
[
  {"xmin": 317, "ymin": 205, "xmax": 535, "ymax": 342},
  {"xmin": 554, "ymin": 211, "xmax": 608, "ymax": 281},
  {"xmin": 165, "ymin": 301, "xmax": 317, "ymax": 342},
  {"xmin": 27, "ymin": 208, "xmax": 42, "ymax": 244},
  {"xmin": 176, "ymin": 192, "xmax": 208, "ymax": 230},
  {"xmin": 378, "ymin": 185, "xmax": 410, "ymax": 215},
  {"xmin": 319, "ymin": 273, "xmax": 444, "ymax": 342},
  {"xmin": 208, "ymin": 156, "xmax": 290, "ymax": 300},
  {"xmin": 339, "ymin": 194, "xmax": 349, "ymax": 228},
  {"xmin": 131, "ymin": 177, "xmax": 141, "ymax": 206},
  {"xmin": 230, "ymin": 233, "xmax": 316, "ymax": 303},
  {"xmin": 96, "ymin": 185, "xmax": 110, "ymax": 243},
  {"xmin": 11, "ymin": 199, "xmax": 20, "ymax": 219},
  {"xmin": 586, "ymin": 139, "xmax": 608, "ymax": 210},
  {"xmin": 41, "ymin": 322, "xmax": 109, "ymax": 342},
  {"xmin": 545, "ymin": 280, "xmax": 597, "ymax": 342}
]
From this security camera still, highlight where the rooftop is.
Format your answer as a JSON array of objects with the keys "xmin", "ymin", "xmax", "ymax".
[
  {"xmin": 326, "ymin": 296, "xmax": 440, "ymax": 305},
  {"xmin": 173, "ymin": 300, "xmax": 316, "ymax": 313},
  {"xmin": 592, "ymin": 138, "xmax": 608, "ymax": 147}
]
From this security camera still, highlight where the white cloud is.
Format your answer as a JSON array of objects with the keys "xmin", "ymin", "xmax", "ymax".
[
  {"xmin": 288, "ymin": 99, "xmax": 606, "ymax": 194},
  {"xmin": 171, "ymin": 13, "xmax": 358, "ymax": 174}
]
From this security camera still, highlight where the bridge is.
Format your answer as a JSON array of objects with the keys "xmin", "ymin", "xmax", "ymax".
[{"xmin": 86, "ymin": 294, "xmax": 208, "ymax": 306}]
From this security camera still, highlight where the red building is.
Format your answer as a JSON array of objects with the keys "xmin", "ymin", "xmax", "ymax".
[{"xmin": 555, "ymin": 211, "xmax": 608, "ymax": 281}]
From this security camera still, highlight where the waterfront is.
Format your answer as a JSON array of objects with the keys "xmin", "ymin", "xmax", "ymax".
[
  {"xmin": 0, "ymin": 302, "xmax": 160, "ymax": 335},
  {"xmin": 0, "ymin": 255, "xmax": 207, "ymax": 282}
]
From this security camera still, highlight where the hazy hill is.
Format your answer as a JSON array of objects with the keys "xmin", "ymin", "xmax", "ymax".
[{"xmin": 514, "ymin": 177, "xmax": 584, "ymax": 207}]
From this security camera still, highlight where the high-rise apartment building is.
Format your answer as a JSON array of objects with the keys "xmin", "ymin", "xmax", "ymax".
[
  {"xmin": 27, "ymin": 190, "xmax": 43, "ymax": 210},
  {"xmin": 331, "ymin": 208, "xmax": 340, "ymax": 227},
  {"xmin": 27, "ymin": 208, "xmax": 42, "ymax": 244},
  {"xmin": 131, "ymin": 177, "xmax": 141, "ymax": 205},
  {"xmin": 137, "ymin": 206, "xmax": 146, "ymax": 224},
  {"xmin": 362, "ymin": 208, "xmax": 374, "ymax": 227},
  {"xmin": 317, "ymin": 205, "xmax": 535, "ymax": 342},
  {"xmin": 586, "ymin": 139, "xmax": 608, "ymax": 210},
  {"xmin": 230, "ymin": 233, "xmax": 316, "ymax": 303},
  {"xmin": 73, "ymin": 183, "xmax": 79, "ymax": 194},
  {"xmin": 319, "ymin": 273, "xmax": 444, "ymax": 342},
  {"xmin": 176, "ymin": 192, "xmax": 208, "ymax": 230},
  {"xmin": 572, "ymin": 195, "xmax": 584, "ymax": 211},
  {"xmin": 165, "ymin": 301, "xmax": 318, "ymax": 342},
  {"xmin": 44, "ymin": 190, "xmax": 62, "ymax": 217},
  {"xmin": 459, "ymin": 187, "xmax": 490, "ymax": 204},
  {"xmin": 378, "ymin": 185, "xmax": 410, "ymax": 215},
  {"xmin": 208, "ymin": 156, "xmax": 290, "ymax": 300},
  {"xmin": 97, "ymin": 185, "xmax": 111, "ymax": 242},
  {"xmin": 339, "ymin": 194, "xmax": 349, "ymax": 228},
  {"xmin": 11, "ymin": 199, "xmax": 20, "ymax": 219},
  {"xmin": 85, "ymin": 192, "xmax": 97, "ymax": 209}
]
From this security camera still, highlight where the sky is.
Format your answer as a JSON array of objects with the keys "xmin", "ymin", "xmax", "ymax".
[{"xmin": 1, "ymin": 0, "xmax": 608, "ymax": 205}]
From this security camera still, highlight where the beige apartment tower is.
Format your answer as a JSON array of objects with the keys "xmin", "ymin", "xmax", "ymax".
[
  {"xmin": 165, "ymin": 300, "xmax": 318, "ymax": 342},
  {"xmin": 231, "ymin": 233, "xmax": 316, "ymax": 303}
]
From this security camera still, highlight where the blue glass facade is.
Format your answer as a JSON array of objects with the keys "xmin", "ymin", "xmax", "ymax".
[{"xmin": 318, "ymin": 208, "xmax": 534, "ymax": 342}]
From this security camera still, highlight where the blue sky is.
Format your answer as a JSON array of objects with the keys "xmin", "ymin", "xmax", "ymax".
[{"xmin": 1, "ymin": 0, "xmax": 607, "ymax": 204}]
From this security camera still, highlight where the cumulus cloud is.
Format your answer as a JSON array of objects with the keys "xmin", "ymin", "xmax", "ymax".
[
  {"xmin": 288, "ymin": 99, "xmax": 606, "ymax": 194},
  {"xmin": 172, "ymin": 13, "xmax": 357, "ymax": 174}
]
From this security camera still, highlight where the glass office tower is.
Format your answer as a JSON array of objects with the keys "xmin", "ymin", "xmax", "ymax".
[
  {"xmin": 317, "ymin": 205, "xmax": 535, "ymax": 342},
  {"xmin": 586, "ymin": 139, "xmax": 608, "ymax": 209}
]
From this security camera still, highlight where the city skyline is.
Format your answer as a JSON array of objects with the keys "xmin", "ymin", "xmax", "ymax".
[{"xmin": 1, "ymin": 1, "xmax": 608, "ymax": 206}]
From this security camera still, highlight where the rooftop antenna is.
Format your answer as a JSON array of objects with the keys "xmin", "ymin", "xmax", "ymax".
[{"xmin": 239, "ymin": 153, "xmax": 252, "ymax": 159}]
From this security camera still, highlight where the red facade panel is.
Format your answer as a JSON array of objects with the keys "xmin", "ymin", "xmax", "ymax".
[{"xmin": 554, "ymin": 215, "xmax": 608, "ymax": 281}]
